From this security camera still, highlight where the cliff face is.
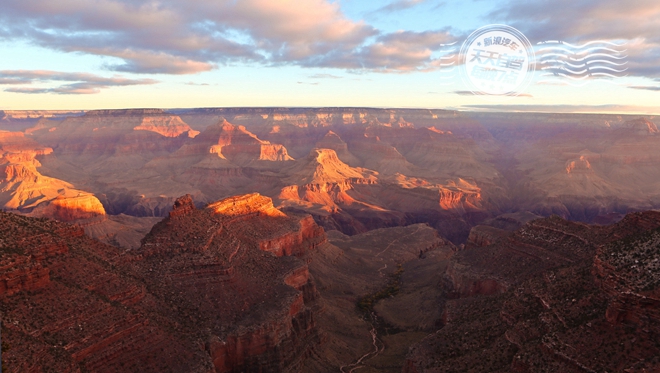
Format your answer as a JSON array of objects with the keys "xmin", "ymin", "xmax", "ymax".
[
  {"xmin": 1, "ymin": 193, "xmax": 325, "ymax": 373},
  {"xmin": 196, "ymin": 120, "xmax": 294, "ymax": 165},
  {"xmin": 135, "ymin": 193, "xmax": 324, "ymax": 373},
  {"xmin": 0, "ymin": 130, "xmax": 105, "ymax": 222},
  {"xmin": 405, "ymin": 211, "xmax": 660, "ymax": 373}
]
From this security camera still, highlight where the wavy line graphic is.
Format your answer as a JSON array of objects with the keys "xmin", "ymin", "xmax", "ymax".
[
  {"xmin": 537, "ymin": 78, "xmax": 624, "ymax": 87},
  {"xmin": 537, "ymin": 40, "xmax": 625, "ymax": 48},
  {"xmin": 536, "ymin": 40, "xmax": 628, "ymax": 82},
  {"xmin": 537, "ymin": 46, "xmax": 626, "ymax": 55},
  {"xmin": 540, "ymin": 66, "xmax": 628, "ymax": 74},
  {"xmin": 539, "ymin": 53, "xmax": 628, "ymax": 62},
  {"xmin": 541, "ymin": 72, "xmax": 627, "ymax": 81},
  {"xmin": 539, "ymin": 58, "xmax": 628, "ymax": 68}
]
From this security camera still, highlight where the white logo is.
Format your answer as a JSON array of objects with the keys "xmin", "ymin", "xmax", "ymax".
[{"xmin": 460, "ymin": 25, "xmax": 535, "ymax": 96}]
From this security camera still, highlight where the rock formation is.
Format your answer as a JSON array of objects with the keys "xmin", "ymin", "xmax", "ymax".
[
  {"xmin": 1, "ymin": 193, "xmax": 326, "ymax": 373},
  {"xmin": 0, "ymin": 130, "xmax": 105, "ymax": 222},
  {"xmin": 1, "ymin": 107, "xmax": 659, "ymax": 246},
  {"xmin": 404, "ymin": 211, "xmax": 660, "ymax": 372}
]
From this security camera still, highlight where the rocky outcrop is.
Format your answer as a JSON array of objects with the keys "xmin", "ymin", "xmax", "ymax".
[
  {"xmin": 135, "ymin": 193, "xmax": 324, "ymax": 372},
  {"xmin": 466, "ymin": 225, "xmax": 511, "ymax": 247},
  {"xmin": 169, "ymin": 193, "xmax": 196, "ymax": 218},
  {"xmin": 593, "ymin": 213, "xmax": 660, "ymax": 334},
  {"xmin": 35, "ymin": 193, "xmax": 107, "ymax": 221},
  {"xmin": 259, "ymin": 215, "xmax": 327, "ymax": 257},
  {"xmin": 197, "ymin": 120, "xmax": 293, "ymax": 165},
  {"xmin": 133, "ymin": 116, "xmax": 199, "ymax": 138},
  {"xmin": 1, "ymin": 193, "xmax": 327, "ymax": 373},
  {"xmin": 209, "ymin": 192, "xmax": 286, "ymax": 218},
  {"xmin": 405, "ymin": 212, "xmax": 660, "ymax": 373},
  {"xmin": 0, "ymin": 130, "xmax": 105, "ymax": 222},
  {"xmin": 314, "ymin": 131, "xmax": 360, "ymax": 166}
]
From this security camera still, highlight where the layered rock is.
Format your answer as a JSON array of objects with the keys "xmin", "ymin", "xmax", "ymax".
[
  {"xmin": 198, "ymin": 120, "xmax": 293, "ymax": 165},
  {"xmin": 133, "ymin": 115, "xmax": 199, "ymax": 138},
  {"xmin": 0, "ymin": 131, "xmax": 105, "ymax": 222},
  {"xmin": 8, "ymin": 108, "xmax": 660, "ymax": 245},
  {"xmin": 136, "ymin": 193, "xmax": 324, "ymax": 372},
  {"xmin": 1, "ymin": 193, "xmax": 327, "ymax": 373},
  {"xmin": 314, "ymin": 130, "xmax": 360, "ymax": 166},
  {"xmin": 405, "ymin": 212, "xmax": 660, "ymax": 373}
]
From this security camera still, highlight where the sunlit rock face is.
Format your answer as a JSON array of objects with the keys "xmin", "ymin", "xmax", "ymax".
[{"xmin": 0, "ymin": 130, "xmax": 105, "ymax": 222}]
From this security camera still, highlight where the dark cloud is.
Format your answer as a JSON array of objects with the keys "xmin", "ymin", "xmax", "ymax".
[{"xmin": 0, "ymin": 70, "xmax": 158, "ymax": 94}]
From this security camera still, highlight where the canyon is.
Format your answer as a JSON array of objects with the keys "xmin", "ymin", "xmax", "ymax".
[
  {"xmin": 1, "ymin": 108, "xmax": 659, "ymax": 372},
  {"xmin": 2, "ymin": 108, "xmax": 659, "ymax": 244}
]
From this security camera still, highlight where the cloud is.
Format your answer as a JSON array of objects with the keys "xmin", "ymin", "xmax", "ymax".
[
  {"xmin": 628, "ymin": 85, "xmax": 660, "ymax": 91},
  {"xmin": 454, "ymin": 90, "xmax": 532, "ymax": 97},
  {"xmin": 312, "ymin": 29, "xmax": 457, "ymax": 73},
  {"xmin": 372, "ymin": 0, "xmax": 428, "ymax": 14},
  {"xmin": 491, "ymin": 0, "xmax": 660, "ymax": 78},
  {"xmin": 0, "ymin": 77, "xmax": 31, "ymax": 85},
  {"xmin": 0, "ymin": 70, "xmax": 158, "ymax": 94},
  {"xmin": 309, "ymin": 73, "xmax": 342, "ymax": 79},
  {"xmin": 0, "ymin": 0, "xmax": 466, "ymax": 75},
  {"xmin": 0, "ymin": 0, "xmax": 382, "ymax": 74},
  {"xmin": 461, "ymin": 103, "xmax": 660, "ymax": 114}
]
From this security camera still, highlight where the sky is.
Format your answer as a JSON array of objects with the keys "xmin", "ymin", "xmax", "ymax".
[{"xmin": 0, "ymin": 0, "xmax": 659, "ymax": 113}]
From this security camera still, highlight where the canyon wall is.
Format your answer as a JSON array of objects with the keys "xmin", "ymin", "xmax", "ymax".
[{"xmin": 0, "ymin": 193, "xmax": 327, "ymax": 373}]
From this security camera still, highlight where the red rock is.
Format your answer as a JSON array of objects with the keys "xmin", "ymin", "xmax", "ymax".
[
  {"xmin": 405, "ymin": 212, "xmax": 660, "ymax": 373},
  {"xmin": 0, "ymin": 192, "xmax": 326, "ymax": 373}
]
